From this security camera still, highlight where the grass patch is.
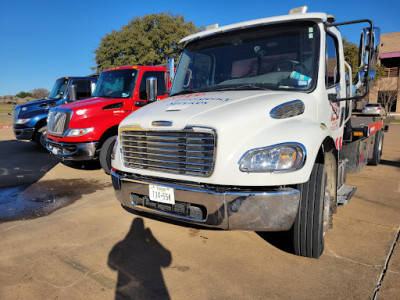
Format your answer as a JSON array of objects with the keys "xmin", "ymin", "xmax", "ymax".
[{"xmin": 0, "ymin": 104, "xmax": 15, "ymax": 115}]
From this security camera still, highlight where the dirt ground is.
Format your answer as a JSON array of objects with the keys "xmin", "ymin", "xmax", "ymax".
[{"xmin": 0, "ymin": 125, "xmax": 399, "ymax": 299}]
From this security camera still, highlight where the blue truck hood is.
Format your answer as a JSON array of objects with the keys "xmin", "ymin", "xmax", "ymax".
[{"xmin": 16, "ymin": 98, "xmax": 61, "ymax": 119}]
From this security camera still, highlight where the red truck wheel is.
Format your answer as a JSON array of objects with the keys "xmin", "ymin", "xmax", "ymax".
[{"xmin": 100, "ymin": 136, "xmax": 117, "ymax": 175}]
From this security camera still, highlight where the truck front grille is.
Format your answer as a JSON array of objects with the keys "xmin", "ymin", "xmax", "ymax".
[
  {"xmin": 47, "ymin": 109, "xmax": 71, "ymax": 135},
  {"xmin": 121, "ymin": 128, "xmax": 216, "ymax": 177},
  {"xmin": 12, "ymin": 107, "xmax": 20, "ymax": 125}
]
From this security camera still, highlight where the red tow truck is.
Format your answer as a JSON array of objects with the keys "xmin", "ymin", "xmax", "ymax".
[{"xmin": 46, "ymin": 66, "xmax": 168, "ymax": 173}]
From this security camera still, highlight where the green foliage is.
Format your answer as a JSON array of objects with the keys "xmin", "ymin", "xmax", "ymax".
[
  {"xmin": 374, "ymin": 64, "xmax": 386, "ymax": 83},
  {"xmin": 16, "ymin": 91, "xmax": 32, "ymax": 98},
  {"xmin": 94, "ymin": 12, "xmax": 200, "ymax": 72},
  {"xmin": 343, "ymin": 38, "xmax": 385, "ymax": 83},
  {"xmin": 343, "ymin": 38, "xmax": 359, "ymax": 82}
]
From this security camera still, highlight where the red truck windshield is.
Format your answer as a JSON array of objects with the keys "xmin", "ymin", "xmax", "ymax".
[{"xmin": 93, "ymin": 69, "xmax": 138, "ymax": 98}]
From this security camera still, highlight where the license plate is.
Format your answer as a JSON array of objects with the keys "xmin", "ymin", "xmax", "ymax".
[{"xmin": 149, "ymin": 185, "xmax": 175, "ymax": 205}]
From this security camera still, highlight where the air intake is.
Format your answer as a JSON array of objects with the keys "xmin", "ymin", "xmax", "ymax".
[{"xmin": 270, "ymin": 100, "xmax": 305, "ymax": 119}]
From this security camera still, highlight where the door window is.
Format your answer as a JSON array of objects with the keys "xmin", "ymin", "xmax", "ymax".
[
  {"xmin": 326, "ymin": 34, "xmax": 340, "ymax": 87},
  {"xmin": 138, "ymin": 71, "xmax": 167, "ymax": 100}
]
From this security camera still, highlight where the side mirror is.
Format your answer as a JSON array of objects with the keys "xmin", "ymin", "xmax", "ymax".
[
  {"xmin": 168, "ymin": 58, "xmax": 175, "ymax": 83},
  {"xmin": 67, "ymin": 85, "xmax": 77, "ymax": 102},
  {"xmin": 359, "ymin": 27, "xmax": 381, "ymax": 70},
  {"xmin": 354, "ymin": 70, "xmax": 376, "ymax": 96},
  {"xmin": 146, "ymin": 77, "xmax": 157, "ymax": 102}
]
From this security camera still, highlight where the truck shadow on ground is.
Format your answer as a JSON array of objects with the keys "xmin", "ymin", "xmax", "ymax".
[
  {"xmin": 256, "ymin": 230, "xmax": 295, "ymax": 255},
  {"xmin": 61, "ymin": 160, "xmax": 102, "ymax": 171},
  {"xmin": 121, "ymin": 205, "xmax": 296, "ymax": 256},
  {"xmin": 108, "ymin": 218, "xmax": 172, "ymax": 299},
  {"xmin": 380, "ymin": 158, "xmax": 400, "ymax": 168},
  {"xmin": 0, "ymin": 140, "xmax": 111, "ymax": 222},
  {"xmin": 0, "ymin": 140, "xmax": 59, "ymax": 189}
]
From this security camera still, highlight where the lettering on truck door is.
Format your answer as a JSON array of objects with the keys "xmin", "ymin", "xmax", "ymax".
[{"xmin": 326, "ymin": 29, "xmax": 346, "ymax": 150}]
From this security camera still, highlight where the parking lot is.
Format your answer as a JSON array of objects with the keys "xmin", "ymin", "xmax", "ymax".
[{"xmin": 0, "ymin": 124, "xmax": 399, "ymax": 299}]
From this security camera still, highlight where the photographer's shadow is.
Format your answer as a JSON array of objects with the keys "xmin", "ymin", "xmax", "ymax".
[{"xmin": 108, "ymin": 218, "xmax": 172, "ymax": 299}]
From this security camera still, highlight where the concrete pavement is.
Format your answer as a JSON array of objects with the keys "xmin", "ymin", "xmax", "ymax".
[{"xmin": 0, "ymin": 125, "xmax": 399, "ymax": 299}]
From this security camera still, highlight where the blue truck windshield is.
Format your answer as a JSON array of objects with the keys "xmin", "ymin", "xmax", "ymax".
[
  {"xmin": 48, "ymin": 78, "xmax": 69, "ymax": 100},
  {"xmin": 171, "ymin": 21, "xmax": 319, "ymax": 95},
  {"xmin": 93, "ymin": 69, "xmax": 138, "ymax": 98}
]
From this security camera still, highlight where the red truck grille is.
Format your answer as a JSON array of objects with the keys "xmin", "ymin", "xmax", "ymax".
[
  {"xmin": 47, "ymin": 109, "xmax": 71, "ymax": 136},
  {"xmin": 120, "ymin": 128, "xmax": 216, "ymax": 177}
]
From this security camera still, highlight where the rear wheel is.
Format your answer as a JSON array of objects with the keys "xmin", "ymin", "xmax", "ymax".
[
  {"xmin": 99, "ymin": 136, "xmax": 117, "ymax": 175},
  {"xmin": 369, "ymin": 130, "xmax": 383, "ymax": 165},
  {"xmin": 34, "ymin": 125, "xmax": 47, "ymax": 150},
  {"xmin": 292, "ymin": 154, "xmax": 334, "ymax": 258}
]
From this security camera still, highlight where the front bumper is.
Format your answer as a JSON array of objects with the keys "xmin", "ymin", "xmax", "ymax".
[
  {"xmin": 111, "ymin": 170, "xmax": 300, "ymax": 231},
  {"xmin": 46, "ymin": 138, "xmax": 99, "ymax": 161},
  {"xmin": 13, "ymin": 127, "xmax": 35, "ymax": 140}
]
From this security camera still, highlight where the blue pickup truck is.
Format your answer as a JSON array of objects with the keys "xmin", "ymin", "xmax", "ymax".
[{"xmin": 12, "ymin": 75, "xmax": 98, "ymax": 148}]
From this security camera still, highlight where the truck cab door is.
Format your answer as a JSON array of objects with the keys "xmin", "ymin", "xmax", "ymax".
[
  {"xmin": 68, "ymin": 79, "xmax": 94, "ymax": 101},
  {"xmin": 134, "ymin": 70, "xmax": 168, "ymax": 111},
  {"xmin": 325, "ymin": 29, "xmax": 346, "ymax": 150}
]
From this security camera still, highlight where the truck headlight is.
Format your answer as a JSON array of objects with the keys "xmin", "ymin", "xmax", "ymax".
[
  {"xmin": 66, "ymin": 127, "xmax": 94, "ymax": 137},
  {"xmin": 16, "ymin": 118, "xmax": 31, "ymax": 124},
  {"xmin": 239, "ymin": 143, "xmax": 305, "ymax": 172}
]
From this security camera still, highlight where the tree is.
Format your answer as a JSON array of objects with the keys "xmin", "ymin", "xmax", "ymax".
[
  {"xmin": 31, "ymin": 88, "xmax": 50, "ymax": 99},
  {"xmin": 343, "ymin": 38, "xmax": 359, "ymax": 82},
  {"xmin": 375, "ymin": 80, "xmax": 397, "ymax": 116},
  {"xmin": 94, "ymin": 12, "xmax": 200, "ymax": 72},
  {"xmin": 16, "ymin": 91, "xmax": 32, "ymax": 98}
]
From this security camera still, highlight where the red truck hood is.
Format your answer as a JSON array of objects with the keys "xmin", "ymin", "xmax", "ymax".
[{"xmin": 61, "ymin": 97, "xmax": 124, "ymax": 110}]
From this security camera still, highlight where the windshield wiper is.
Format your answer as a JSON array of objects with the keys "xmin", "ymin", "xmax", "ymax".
[
  {"xmin": 170, "ymin": 88, "xmax": 202, "ymax": 97},
  {"xmin": 215, "ymin": 84, "xmax": 273, "ymax": 91}
]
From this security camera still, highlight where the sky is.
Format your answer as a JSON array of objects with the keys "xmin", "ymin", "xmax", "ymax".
[{"xmin": 0, "ymin": 0, "xmax": 399, "ymax": 96}]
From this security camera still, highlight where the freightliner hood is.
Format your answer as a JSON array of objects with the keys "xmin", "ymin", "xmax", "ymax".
[
  {"xmin": 120, "ymin": 91, "xmax": 312, "ymax": 130},
  {"xmin": 117, "ymin": 90, "xmax": 324, "ymax": 187}
]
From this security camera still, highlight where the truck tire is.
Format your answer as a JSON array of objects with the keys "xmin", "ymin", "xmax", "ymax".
[
  {"xmin": 34, "ymin": 125, "xmax": 47, "ymax": 150},
  {"xmin": 100, "ymin": 136, "xmax": 116, "ymax": 175},
  {"xmin": 292, "ymin": 160, "xmax": 330, "ymax": 258},
  {"xmin": 369, "ymin": 130, "xmax": 383, "ymax": 166}
]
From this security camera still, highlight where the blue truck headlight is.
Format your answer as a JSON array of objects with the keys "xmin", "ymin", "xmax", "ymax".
[
  {"xmin": 66, "ymin": 127, "xmax": 94, "ymax": 137},
  {"xmin": 239, "ymin": 143, "xmax": 305, "ymax": 172},
  {"xmin": 16, "ymin": 118, "xmax": 31, "ymax": 124}
]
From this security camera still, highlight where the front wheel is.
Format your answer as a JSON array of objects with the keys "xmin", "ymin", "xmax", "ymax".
[
  {"xmin": 292, "ymin": 160, "xmax": 331, "ymax": 258},
  {"xmin": 34, "ymin": 125, "xmax": 47, "ymax": 150},
  {"xmin": 99, "ymin": 136, "xmax": 117, "ymax": 175}
]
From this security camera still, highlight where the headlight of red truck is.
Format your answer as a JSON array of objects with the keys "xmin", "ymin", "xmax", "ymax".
[{"xmin": 66, "ymin": 127, "xmax": 94, "ymax": 137}]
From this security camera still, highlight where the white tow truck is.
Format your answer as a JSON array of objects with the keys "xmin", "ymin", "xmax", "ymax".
[{"xmin": 110, "ymin": 7, "xmax": 385, "ymax": 258}]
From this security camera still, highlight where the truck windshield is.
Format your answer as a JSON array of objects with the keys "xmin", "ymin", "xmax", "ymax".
[
  {"xmin": 48, "ymin": 78, "xmax": 69, "ymax": 100},
  {"xmin": 171, "ymin": 21, "xmax": 319, "ymax": 95},
  {"xmin": 93, "ymin": 69, "xmax": 138, "ymax": 98}
]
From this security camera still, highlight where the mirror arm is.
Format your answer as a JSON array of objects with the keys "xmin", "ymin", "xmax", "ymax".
[
  {"xmin": 330, "ymin": 89, "xmax": 369, "ymax": 102},
  {"xmin": 328, "ymin": 19, "xmax": 375, "ymax": 103}
]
